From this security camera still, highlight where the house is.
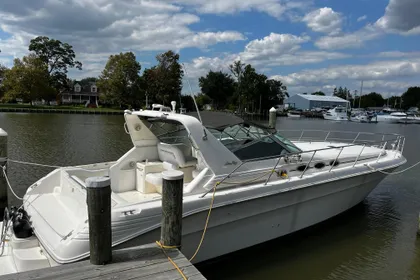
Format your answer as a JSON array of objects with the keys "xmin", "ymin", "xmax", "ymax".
[
  {"xmin": 61, "ymin": 82, "xmax": 99, "ymax": 107},
  {"xmin": 285, "ymin": 94, "xmax": 350, "ymax": 110}
]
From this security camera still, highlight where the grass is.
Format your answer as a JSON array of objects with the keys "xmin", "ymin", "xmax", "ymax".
[{"xmin": 0, "ymin": 103, "xmax": 122, "ymax": 112}]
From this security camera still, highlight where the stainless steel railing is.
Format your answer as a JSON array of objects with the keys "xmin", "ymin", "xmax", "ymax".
[{"xmin": 203, "ymin": 130, "xmax": 405, "ymax": 194}]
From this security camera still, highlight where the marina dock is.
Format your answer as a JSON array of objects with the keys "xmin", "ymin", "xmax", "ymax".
[{"xmin": 0, "ymin": 243, "xmax": 206, "ymax": 280}]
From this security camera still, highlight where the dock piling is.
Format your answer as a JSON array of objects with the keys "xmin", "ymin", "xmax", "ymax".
[
  {"xmin": 269, "ymin": 107, "xmax": 277, "ymax": 128},
  {"xmin": 0, "ymin": 129, "xmax": 8, "ymax": 221},
  {"xmin": 86, "ymin": 176, "xmax": 112, "ymax": 265},
  {"xmin": 161, "ymin": 170, "xmax": 184, "ymax": 249}
]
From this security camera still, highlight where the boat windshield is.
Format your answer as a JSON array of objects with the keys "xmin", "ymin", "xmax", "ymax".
[
  {"xmin": 142, "ymin": 117, "xmax": 191, "ymax": 146},
  {"xmin": 208, "ymin": 123, "xmax": 302, "ymax": 161}
]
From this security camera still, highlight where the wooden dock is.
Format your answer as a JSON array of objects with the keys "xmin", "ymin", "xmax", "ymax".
[{"xmin": 0, "ymin": 243, "xmax": 206, "ymax": 280}]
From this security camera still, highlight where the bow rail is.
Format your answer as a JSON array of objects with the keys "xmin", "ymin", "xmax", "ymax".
[{"xmin": 202, "ymin": 130, "xmax": 405, "ymax": 196}]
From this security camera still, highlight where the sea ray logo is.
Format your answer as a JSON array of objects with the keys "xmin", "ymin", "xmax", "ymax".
[{"xmin": 224, "ymin": 161, "xmax": 238, "ymax": 166}]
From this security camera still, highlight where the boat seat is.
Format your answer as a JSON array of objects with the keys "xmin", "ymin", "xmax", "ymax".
[
  {"xmin": 145, "ymin": 171, "xmax": 188, "ymax": 194},
  {"xmin": 157, "ymin": 142, "xmax": 197, "ymax": 168}
]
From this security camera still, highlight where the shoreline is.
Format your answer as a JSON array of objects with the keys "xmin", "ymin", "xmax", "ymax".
[{"xmin": 0, "ymin": 106, "xmax": 122, "ymax": 115}]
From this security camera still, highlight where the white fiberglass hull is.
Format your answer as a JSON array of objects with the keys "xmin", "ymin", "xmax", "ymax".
[
  {"xmin": 376, "ymin": 115, "xmax": 402, "ymax": 124},
  {"xmin": 116, "ymin": 170, "xmax": 390, "ymax": 263},
  {"xmin": 323, "ymin": 114, "xmax": 348, "ymax": 121}
]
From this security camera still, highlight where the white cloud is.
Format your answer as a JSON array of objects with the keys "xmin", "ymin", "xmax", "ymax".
[
  {"xmin": 376, "ymin": 51, "xmax": 420, "ymax": 58},
  {"xmin": 315, "ymin": 24, "xmax": 382, "ymax": 50},
  {"xmin": 241, "ymin": 33, "xmax": 310, "ymax": 60},
  {"xmin": 184, "ymin": 32, "xmax": 349, "ymax": 78},
  {"xmin": 169, "ymin": 0, "xmax": 312, "ymax": 19},
  {"xmin": 0, "ymin": 0, "xmax": 246, "ymax": 72},
  {"xmin": 376, "ymin": 0, "xmax": 420, "ymax": 35},
  {"xmin": 357, "ymin": 15, "xmax": 367, "ymax": 22},
  {"xmin": 303, "ymin": 7, "xmax": 342, "ymax": 35},
  {"xmin": 271, "ymin": 58, "xmax": 420, "ymax": 95}
]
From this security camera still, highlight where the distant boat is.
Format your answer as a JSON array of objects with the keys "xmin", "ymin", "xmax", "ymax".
[
  {"xmin": 376, "ymin": 112, "xmax": 409, "ymax": 124},
  {"xmin": 323, "ymin": 106, "xmax": 348, "ymax": 121},
  {"xmin": 287, "ymin": 110, "xmax": 302, "ymax": 118},
  {"xmin": 350, "ymin": 112, "xmax": 377, "ymax": 123}
]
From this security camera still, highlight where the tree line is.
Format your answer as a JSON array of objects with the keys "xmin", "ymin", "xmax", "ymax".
[
  {"xmin": 0, "ymin": 36, "xmax": 288, "ymax": 112},
  {"xmin": 0, "ymin": 35, "xmax": 418, "ymax": 111}
]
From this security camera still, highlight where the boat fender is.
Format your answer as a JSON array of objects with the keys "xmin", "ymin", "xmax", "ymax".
[{"xmin": 12, "ymin": 208, "xmax": 33, "ymax": 239}]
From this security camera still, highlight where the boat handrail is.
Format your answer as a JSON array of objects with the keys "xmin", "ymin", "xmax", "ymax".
[
  {"xmin": 208, "ymin": 133, "xmax": 404, "ymax": 191},
  {"xmin": 277, "ymin": 129, "xmax": 401, "ymax": 144}
]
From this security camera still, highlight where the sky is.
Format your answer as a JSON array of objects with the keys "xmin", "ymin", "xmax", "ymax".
[{"xmin": 0, "ymin": 0, "xmax": 419, "ymax": 98}]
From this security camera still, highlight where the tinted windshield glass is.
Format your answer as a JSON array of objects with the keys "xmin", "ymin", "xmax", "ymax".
[{"xmin": 209, "ymin": 124, "xmax": 301, "ymax": 161}]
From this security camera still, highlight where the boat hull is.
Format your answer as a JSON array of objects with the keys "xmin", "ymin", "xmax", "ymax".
[
  {"xmin": 116, "ymin": 170, "xmax": 390, "ymax": 263},
  {"xmin": 323, "ymin": 114, "xmax": 348, "ymax": 121}
]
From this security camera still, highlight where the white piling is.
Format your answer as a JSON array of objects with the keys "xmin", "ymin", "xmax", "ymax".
[
  {"xmin": 0, "ymin": 129, "xmax": 8, "ymax": 221},
  {"xmin": 268, "ymin": 107, "xmax": 277, "ymax": 128}
]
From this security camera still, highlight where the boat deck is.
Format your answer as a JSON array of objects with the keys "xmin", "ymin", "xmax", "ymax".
[{"xmin": 0, "ymin": 243, "xmax": 206, "ymax": 280}]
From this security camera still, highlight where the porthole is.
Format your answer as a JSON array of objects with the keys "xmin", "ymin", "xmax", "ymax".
[
  {"xmin": 296, "ymin": 165, "xmax": 308, "ymax": 172},
  {"xmin": 314, "ymin": 162, "xmax": 325, "ymax": 169},
  {"xmin": 329, "ymin": 160, "xmax": 340, "ymax": 166}
]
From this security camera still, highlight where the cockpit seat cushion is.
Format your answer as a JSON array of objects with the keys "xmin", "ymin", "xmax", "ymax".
[
  {"xmin": 162, "ymin": 161, "xmax": 178, "ymax": 170},
  {"xmin": 145, "ymin": 172, "xmax": 163, "ymax": 193},
  {"xmin": 157, "ymin": 142, "xmax": 197, "ymax": 168}
]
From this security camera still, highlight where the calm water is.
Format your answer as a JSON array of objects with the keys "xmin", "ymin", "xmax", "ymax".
[{"xmin": 1, "ymin": 113, "xmax": 420, "ymax": 280}]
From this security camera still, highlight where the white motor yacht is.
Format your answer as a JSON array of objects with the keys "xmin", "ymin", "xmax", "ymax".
[
  {"xmin": 376, "ymin": 112, "xmax": 408, "ymax": 124},
  {"xmin": 0, "ymin": 105, "xmax": 406, "ymax": 275},
  {"xmin": 323, "ymin": 106, "xmax": 349, "ymax": 121},
  {"xmin": 350, "ymin": 112, "xmax": 378, "ymax": 123}
]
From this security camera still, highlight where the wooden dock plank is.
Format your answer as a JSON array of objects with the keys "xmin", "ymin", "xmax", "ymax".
[{"xmin": 0, "ymin": 243, "xmax": 205, "ymax": 280}]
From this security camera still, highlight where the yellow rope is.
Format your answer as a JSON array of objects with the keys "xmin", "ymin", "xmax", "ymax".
[
  {"xmin": 155, "ymin": 168, "xmax": 288, "ymax": 268},
  {"xmin": 155, "ymin": 241, "xmax": 188, "ymax": 280},
  {"xmin": 188, "ymin": 181, "xmax": 219, "ymax": 262},
  {"xmin": 188, "ymin": 168, "xmax": 288, "ymax": 262}
]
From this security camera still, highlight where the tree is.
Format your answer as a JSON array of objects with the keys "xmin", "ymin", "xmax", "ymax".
[
  {"xmin": 354, "ymin": 92, "xmax": 385, "ymax": 108},
  {"xmin": 79, "ymin": 77, "xmax": 98, "ymax": 87},
  {"xmin": 97, "ymin": 52, "xmax": 142, "ymax": 108},
  {"xmin": 0, "ymin": 64, "xmax": 8, "ymax": 100},
  {"xmin": 333, "ymin": 86, "xmax": 352, "ymax": 100},
  {"xmin": 312, "ymin": 91, "xmax": 325, "ymax": 96},
  {"xmin": 229, "ymin": 60, "xmax": 246, "ymax": 111},
  {"xmin": 402, "ymin": 87, "xmax": 420, "ymax": 109},
  {"xmin": 266, "ymin": 79, "xmax": 289, "ymax": 105},
  {"xmin": 384, "ymin": 95, "xmax": 402, "ymax": 108},
  {"xmin": 143, "ymin": 50, "xmax": 183, "ymax": 105},
  {"xmin": 198, "ymin": 71, "xmax": 235, "ymax": 109},
  {"xmin": 29, "ymin": 36, "xmax": 82, "ymax": 101},
  {"xmin": 195, "ymin": 93, "xmax": 212, "ymax": 109},
  {"xmin": 2, "ymin": 54, "xmax": 52, "ymax": 104},
  {"xmin": 180, "ymin": 95, "xmax": 195, "ymax": 111}
]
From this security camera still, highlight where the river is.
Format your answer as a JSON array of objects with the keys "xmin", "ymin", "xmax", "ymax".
[{"xmin": 1, "ymin": 113, "xmax": 420, "ymax": 280}]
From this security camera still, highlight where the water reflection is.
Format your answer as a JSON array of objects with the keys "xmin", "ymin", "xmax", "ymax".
[{"xmin": 198, "ymin": 191, "xmax": 401, "ymax": 280}]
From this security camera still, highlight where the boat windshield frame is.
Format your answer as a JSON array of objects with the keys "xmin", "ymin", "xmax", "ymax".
[{"xmin": 208, "ymin": 121, "xmax": 302, "ymax": 161}]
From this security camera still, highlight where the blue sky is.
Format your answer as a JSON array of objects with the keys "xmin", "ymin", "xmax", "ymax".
[{"xmin": 0, "ymin": 0, "xmax": 419, "ymax": 97}]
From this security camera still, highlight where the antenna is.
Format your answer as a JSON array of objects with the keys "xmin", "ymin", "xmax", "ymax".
[{"xmin": 182, "ymin": 63, "xmax": 207, "ymax": 140}]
